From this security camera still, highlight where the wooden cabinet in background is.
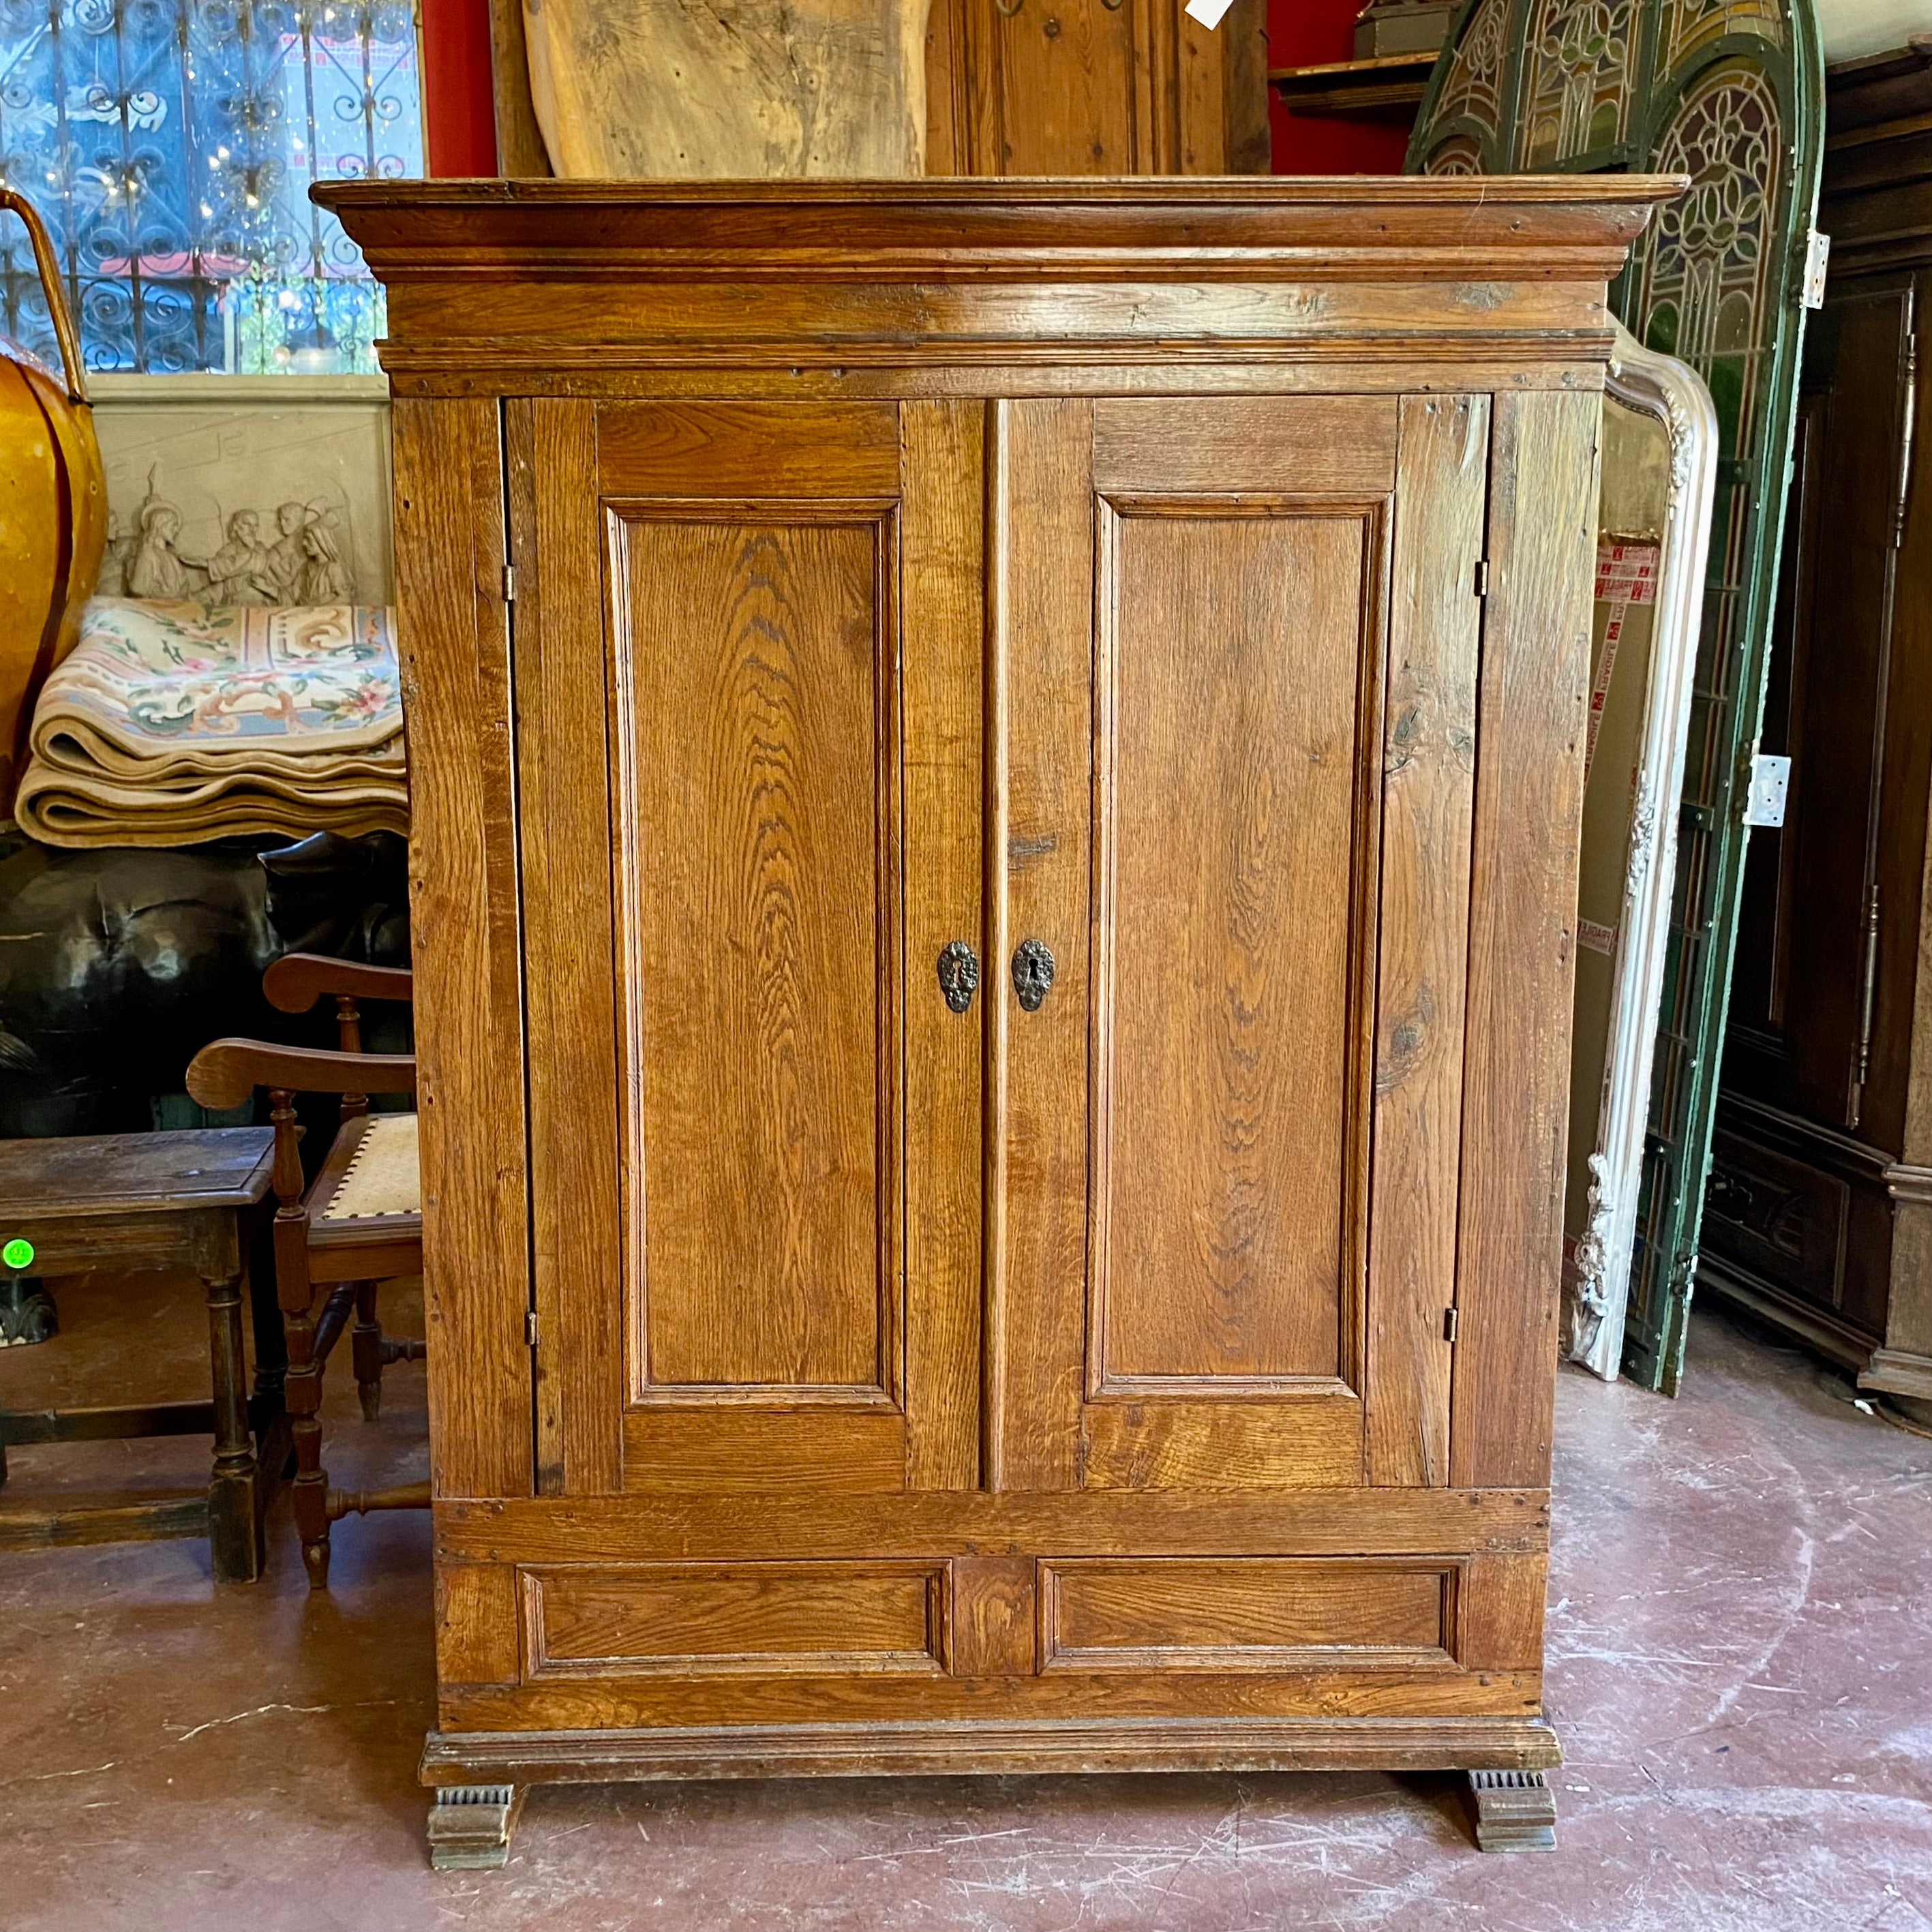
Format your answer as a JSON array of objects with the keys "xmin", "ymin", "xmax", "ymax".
[
  {"xmin": 1706, "ymin": 44, "xmax": 1932, "ymax": 1422},
  {"xmin": 483, "ymin": 0, "xmax": 1270, "ymax": 178},
  {"xmin": 319, "ymin": 174, "xmax": 1677, "ymax": 1865},
  {"xmin": 924, "ymin": 0, "xmax": 1269, "ymax": 175}
]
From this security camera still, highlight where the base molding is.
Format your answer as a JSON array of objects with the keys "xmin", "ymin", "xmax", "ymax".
[
  {"xmin": 1700, "ymin": 1261, "xmax": 1877, "ymax": 1378},
  {"xmin": 1860, "ymin": 1346, "xmax": 1932, "ymax": 1404},
  {"xmin": 421, "ymin": 1713, "xmax": 1561, "ymax": 1786}
]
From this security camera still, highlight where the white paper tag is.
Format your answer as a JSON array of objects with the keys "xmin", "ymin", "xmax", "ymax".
[{"xmin": 1183, "ymin": 0, "xmax": 1235, "ymax": 29}]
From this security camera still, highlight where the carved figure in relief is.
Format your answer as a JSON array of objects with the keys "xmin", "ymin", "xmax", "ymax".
[
  {"xmin": 125, "ymin": 499, "xmax": 192, "ymax": 599},
  {"xmin": 296, "ymin": 515, "xmax": 350, "ymax": 602},
  {"xmin": 265, "ymin": 500, "xmax": 312, "ymax": 598},
  {"xmin": 200, "ymin": 509, "xmax": 277, "ymax": 603},
  {"xmin": 97, "ymin": 509, "xmax": 134, "ymax": 597},
  {"xmin": 100, "ymin": 485, "xmax": 357, "ymax": 607}
]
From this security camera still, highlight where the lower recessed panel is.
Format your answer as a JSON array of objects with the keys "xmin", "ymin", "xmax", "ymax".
[
  {"xmin": 521, "ymin": 1561, "xmax": 946, "ymax": 1679},
  {"xmin": 1040, "ymin": 1557, "xmax": 1459, "ymax": 1671}
]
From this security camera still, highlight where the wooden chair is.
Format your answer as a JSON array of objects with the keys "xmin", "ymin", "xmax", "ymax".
[{"xmin": 186, "ymin": 952, "xmax": 426, "ymax": 1588}]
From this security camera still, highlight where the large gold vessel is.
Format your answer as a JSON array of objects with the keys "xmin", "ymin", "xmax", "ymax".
[{"xmin": 0, "ymin": 186, "xmax": 106, "ymax": 818}]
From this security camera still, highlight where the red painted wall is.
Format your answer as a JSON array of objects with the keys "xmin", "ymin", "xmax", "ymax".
[
  {"xmin": 421, "ymin": 0, "xmax": 498, "ymax": 176},
  {"xmin": 417, "ymin": 1, "xmax": 1413, "ymax": 180},
  {"xmin": 1266, "ymin": 0, "xmax": 1410, "ymax": 175}
]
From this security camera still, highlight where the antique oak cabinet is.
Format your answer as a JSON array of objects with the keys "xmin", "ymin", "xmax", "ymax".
[{"xmin": 319, "ymin": 177, "xmax": 1678, "ymax": 1865}]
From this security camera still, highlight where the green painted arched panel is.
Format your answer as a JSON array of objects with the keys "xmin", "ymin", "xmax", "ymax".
[{"xmin": 1408, "ymin": 0, "xmax": 1825, "ymax": 1391}]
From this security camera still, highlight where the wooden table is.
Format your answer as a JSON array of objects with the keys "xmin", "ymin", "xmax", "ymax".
[{"xmin": 0, "ymin": 1129, "xmax": 288, "ymax": 1582}]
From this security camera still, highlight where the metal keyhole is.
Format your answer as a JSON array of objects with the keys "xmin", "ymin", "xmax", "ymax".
[
  {"xmin": 1012, "ymin": 938, "xmax": 1055, "ymax": 1012},
  {"xmin": 937, "ymin": 940, "xmax": 980, "ymax": 1014}
]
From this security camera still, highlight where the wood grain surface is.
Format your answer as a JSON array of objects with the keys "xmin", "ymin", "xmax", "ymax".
[
  {"xmin": 513, "ymin": 397, "xmax": 624, "ymax": 1496},
  {"xmin": 987, "ymin": 398, "xmax": 1094, "ymax": 1492},
  {"xmin": 1365, "ymin": 394, "xmax": 1489, "ymax": 1488},
  {"xmin": 1093, "ymin": 502, "xmax": 1368, "ymax": 1385},
  {"xmin": 616, "ymin": 511, "xmax": 891, "ymax": 1393},
  {"xmin": 421, "ymin": 1708, "xmax": 1560, "ymax": 1781},
  {"xmin": 1039, "ymin": 1556, "xmax": 1453, "ymax": 1668},
  {"xmin": 1451, "ymin": 388, "xmax": 1599, "ymax": 1490},
  {"xmin": 522, "ymin": 1561, "xmax": 946, "ymax": 1676},
  {"xmin": 345, "ymin": 179, "xmax": 1651, "ymax": 1789},
  {"xmin": 901, "ymin": 400, "xmax": 987, "ymax": 1491},
  {"xmin": 524, "ymin": 0, "xmax": 928, "ymax": 180},
  {"xmin": 389, "ymin": 397, "xmax": 532, "ymax": 1503}
]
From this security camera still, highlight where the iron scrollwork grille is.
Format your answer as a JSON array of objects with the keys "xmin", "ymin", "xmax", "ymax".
[{"xmin": 0, "ymin": 0, "xmax": 423, "ymax": 374}]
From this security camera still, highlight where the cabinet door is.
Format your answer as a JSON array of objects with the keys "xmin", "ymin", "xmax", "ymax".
[
  {"xmin": 513, "ymin": 398, "xmax": 985, "ymax": 1496},
  {"xmin": 988, "ymin": 395, "xmax": 1492, "ymax": 1490}
]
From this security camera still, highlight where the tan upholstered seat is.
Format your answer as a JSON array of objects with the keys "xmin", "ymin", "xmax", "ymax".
[{"xmin": 316, "ymin": 1111, "xmax": 419, "ymax": 1222}]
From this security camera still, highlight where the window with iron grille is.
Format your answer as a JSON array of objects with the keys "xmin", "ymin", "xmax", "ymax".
[{"xmin": 0, "ymin": 0, "xmax": 423, "ymax": 374}]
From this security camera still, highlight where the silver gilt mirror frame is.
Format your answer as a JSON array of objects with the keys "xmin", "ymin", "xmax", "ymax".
[{"xmin": 1565, "ymin": 322, "xmax": 1720, "ymax": 1380}]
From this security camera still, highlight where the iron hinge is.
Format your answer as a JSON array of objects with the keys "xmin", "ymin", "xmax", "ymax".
[
  {"xmin": 525, "ymin": 1309, "xmax": 539, "ymax": 1349},
  {"xmin": 1473, "ymin": 558, "xmax": 1490, "ymax": 599},
  {"xmin": 1443, "ymin": 1307, "xmax": 1460, "ymax": 1344},
  {"xmin": 502, "ymin": 564, "xmax": 517, "ymax": 604},
  {"xmin": 1743, "ymin": 753, "xmax": 1790, "ymax": 828},
  {"xmin": 1801, "ymin": 229, "xmax": 1831, "ymax": 310}
]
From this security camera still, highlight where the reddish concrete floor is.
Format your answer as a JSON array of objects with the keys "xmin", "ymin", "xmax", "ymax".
[{"xmin": 1, "ymin": 1277, "xmax": 1927, "ymax": 1932}]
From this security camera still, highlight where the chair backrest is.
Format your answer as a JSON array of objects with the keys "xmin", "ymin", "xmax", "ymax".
[
  {"xmin": 185, "ymin": 1040, "xmax": 417, "ymax": 1113},
  {"xmin": 262, "ymin": 952, "xmax": 414, "ymax": 1016},
  {"xmin": 260, "ymin": 952, "xmax": 414, "ymax": 1122}
]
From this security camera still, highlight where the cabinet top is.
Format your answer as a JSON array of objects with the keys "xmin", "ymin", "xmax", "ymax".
[
  {"xmin": 317, "ymin": 177, "xmax": 1687, "ymax": 388},
  {"xmin": 319, "ymin": 175, "xmax": 1682, "ymax": 284}
]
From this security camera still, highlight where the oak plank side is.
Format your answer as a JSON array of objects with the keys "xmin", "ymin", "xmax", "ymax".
[
  {"xmin": 1450, "ymin": 388, "xmax": 1599, "ymax": 1490},
  {"xmin": 391, "ymin": 396, "xmax": 532, "ymax": 1501},
  {"xmin": 434, "ymin": 1485, "xmax": 1552, "ymax": 1563},
  {"xmin": 1365, "ymin": 393, "xmax": 1488, "ymax": 1486}
]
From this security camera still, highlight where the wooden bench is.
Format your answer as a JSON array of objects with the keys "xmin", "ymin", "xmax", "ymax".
[{"xmin": 0, "ymin": 1128, "xmax": 289, "ymax": 1582}]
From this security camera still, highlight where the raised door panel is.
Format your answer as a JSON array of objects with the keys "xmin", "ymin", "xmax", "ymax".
[
  {"xmin": 992, "ymin": 395, "xmax": 1483, "ymax": 1493},
  {"xmin": 614, "ymin": 509, "xmax": 896, "ymax": 1403},
  {"xmin": 520, "ymin": 399, "xmax": 982, "ymax": 1495},
  {"xmin": 1090, "ymin": 504, "xmax": 1372, "ymax": 1400}
]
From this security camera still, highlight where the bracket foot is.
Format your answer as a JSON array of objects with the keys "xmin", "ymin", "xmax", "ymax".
[
  {"xmin": 428, "ymin": 1783, "xmax": 526, "ymax": 1871},
  {"xmin": 1465, "ymin": 1768, "xmax": 1557, "ymax": 1851}
]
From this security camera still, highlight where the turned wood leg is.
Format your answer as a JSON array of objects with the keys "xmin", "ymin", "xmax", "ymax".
[
  {"xmin": 282, "ymin": 1293, "xmax": 331, "ymax": 1588},
  {"xmin": 351, "ymin": 1280, "xmax": 383, "ymax": 1421},
  {"xmin": 203, "ymin": 1262, "xmax": 266, "ymax": 1584},
  {"xmin": 1464, "ymin": 1769, "xmax": 1558, "ymax": 1852},
  {"xmin": 246, "ymin": 1219, "xmax": 288, "ymax": 1426},
  {"xmin": 427, "ymin": 1785, "xmax": 526, "ymax": 1871}
]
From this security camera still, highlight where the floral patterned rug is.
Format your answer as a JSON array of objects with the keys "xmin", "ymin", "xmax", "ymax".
[{"xmin": 12, "ymin": 598, "xmax": 408, "ymax": 847}]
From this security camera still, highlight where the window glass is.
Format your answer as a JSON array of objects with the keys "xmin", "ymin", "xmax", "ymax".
[{"xmin": 0, "ymin": 0, "xmax": 423, "ymax": 374}]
